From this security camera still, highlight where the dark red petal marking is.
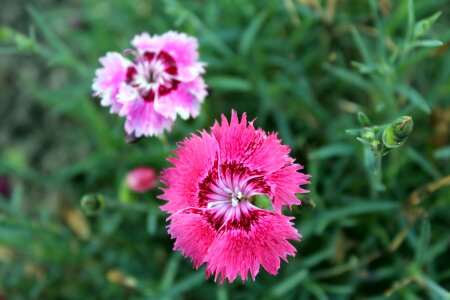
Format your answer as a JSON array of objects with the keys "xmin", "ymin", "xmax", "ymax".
[
  {"xmin": 125, "ymin": 66, "xmax": 137, "ymax": 83},
  {"xmin": 219, "ymin": 209, "xmax": 271, "ymax": 232},
  {"xmin": 127, "ymin": 50, "xmax": 179, "ymax": 102},
  {"xmin": 165, "ymin": 66, "xmax": 178, "ymax": 75},
  {"xmin": 185, "ymin": 206, "xmax": 271, "ymax": 233},
  {"xmin": 143, "ymin": 89, "xmax": 155, "ymax": 102},
  {"xmin": 159, "ymin": 51, "xmax": 178, "ymax": 75},
  {"xmin": 143, "ymin": 51, "xmax": 155, "ymax": 63},
  {"xmin": 158, "ymin": 79, "xmax": 179, "ymax": 97},
  {"xmin": 198, "ymin": 160, "xmax": 220, "ymax": 208},
  {"xmin": 158, "ymin": 51, "xmax": 176, "ymax": 67}
]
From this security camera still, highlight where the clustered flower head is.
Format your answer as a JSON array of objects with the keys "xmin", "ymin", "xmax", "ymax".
[
  {"xmin": 160, "ymin": 111, "xmax": 310, "ymax": 283},
  {"xmin": 93, "ymin": 31, "xmax": 207, "ymax": 137}
]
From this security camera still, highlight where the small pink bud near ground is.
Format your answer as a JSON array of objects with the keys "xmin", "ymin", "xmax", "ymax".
[
  {"xmin": 126, "ymin": 167, "xmax": 157, "ymax": 193},
  {"xmin": 0, "ymin": 176, "xmax": 11, "ymax": 199}
]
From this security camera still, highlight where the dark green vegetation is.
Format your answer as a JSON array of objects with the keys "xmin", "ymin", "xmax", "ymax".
[{"xmin": 1, "ymin": 0, "xmax": 450, "ymax": 299}]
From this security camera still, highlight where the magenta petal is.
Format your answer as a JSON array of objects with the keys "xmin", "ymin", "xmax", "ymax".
[
  {"xmin": 160, "ymin": 111, "xmax": 310, "ymax": 283},
  {"xmin": 267, "ymin": 165, "xmax": 311, "ymax": 213},
  {"xmin": 160, "ymin": 131, "xmax": 219, "ymax": 213},
  {"xmin": 205, "ymin": 207, "xmax": 300, "ymax": 283},
  {"xmin": 167, "ymin": 208, "xmax": 216, "ymax": 268}
]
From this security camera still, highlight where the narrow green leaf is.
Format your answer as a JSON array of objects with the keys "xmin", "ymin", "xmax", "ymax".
[
  {"xmin": 350, "ymin": 26, "xmax": 372, "ymax": 64},
  {"xmin": 216, "ymin": 286, "xmax": 228, "ymax": 300},
  {"xmin": 164, "ymin": 0, "xmax": 233, "ymax": 59},
  {"xmin": 396, "ymin": 84, "xmax": 431, "ymax": 114},
  {"xmin": 149, "ymin": 271, "xmax": 204, "ymax": 299},
  {"xmin": 160, "ymin": 252, "xmax": 180, "ymax": 292},
  {"xmin": 324, "ymin": 64, "xmax": 373, "ymax": 90},
  {"xmin": 309, "ymin": 143, "xmax": 354, "ymax": 160},
  {"xmin": 414, "ymin": 11, "xmax": 442, "ymax": 38},
  {"xmin": 345, "ymin": 128, "xmax": 362, "ymax": 136},
  {"xmin": 351, "ymin": 61, "xmax": 377, "ymax": 74},
  {"xmin": 406, "ymin": 147, "xmax": 441, "ymax": 179},
  {"xmin": 435, "ymin": 146, "xmax": 450, "ymax": 159},
  {"xmin": 239, "ymin": 11, "xmax": 268, "ymax": 56},
  {"xmin": 271, "ymin": 270, "xmax": 308, "ymax": 297},
  {"xmin": 146, "ymin": 210, "xmax": 158, "ymax": 235},
  {"xmin": 415, "ymin": 219, "xmax": 431, "ymax": 266},
  {"xmin": 317, "ymin": 201, "xmax": 399, "ymax": 233},
  {"xmin": 208, "ymin": 76, "xmax": 252, "ymax": 91},
  {"xmin": 406, "ymin": 0, "xmax": 415, "ymax": 43},
  {"xmin": 412, "ymin": 39, "xmax": 443, "ymax": 48},
  {"xmin": 26, "ymin": 5, "xmax": 68, "ymax": 53},
  {"xmin": 417, "ymin": 275, "xmax": 450, "ymax": 299}
]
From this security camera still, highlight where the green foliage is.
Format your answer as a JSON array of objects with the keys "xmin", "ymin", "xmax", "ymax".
[{"xmin": 1, "ymin": 0, "xmax": 450, "ymax": 299}]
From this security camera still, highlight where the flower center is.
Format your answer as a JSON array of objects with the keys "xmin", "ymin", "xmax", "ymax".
[
  {"xmin": 206, "ymin": 184, "xmax": 248, "ymax": 209},
  {"xmin": 224, "ymin": 186, "xmax": 246, "ymax": 207},
  {"xmin": 125, "ymin": 50, "xmax": 179, "ymax": 102}
]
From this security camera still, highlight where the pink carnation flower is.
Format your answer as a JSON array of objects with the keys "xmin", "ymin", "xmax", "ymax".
[
  {"xmin": 160, "ymin": 111, "xmax": 310, "ymax": 283},
  {"xmin": 92, "ymin": 31, "xmax": 207, "ymax": 137}
]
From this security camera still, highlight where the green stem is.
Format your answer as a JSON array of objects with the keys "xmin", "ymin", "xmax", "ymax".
[
  {"xmin": 372, "ymin": 153, "xmax": 383, "ymax": 198},
  {"xmin": 365, "ymin": 146, "xmax": 384, "ymax": 199}
]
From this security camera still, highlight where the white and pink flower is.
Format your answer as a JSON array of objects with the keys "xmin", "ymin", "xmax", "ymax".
[{"xmin": 93, "ymin": 31, "xmax": 207, "ymax": 137}]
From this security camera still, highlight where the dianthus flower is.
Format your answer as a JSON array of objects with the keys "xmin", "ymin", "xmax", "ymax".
[
  {"xmin": 160, "ymin": 111, "xmax": 310, "ymax": 283},
  {"xmin": 93, "ymin": 31, "xmax": 207, "ymax": 137}
]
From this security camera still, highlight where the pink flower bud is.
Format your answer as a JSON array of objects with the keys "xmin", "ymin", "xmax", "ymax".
[
  {"xmin": 0, "ymin": 176, "xmax": 11, "ymax": 199},
  {"xmin": 126, "ymin": 167, "xmax": 157, "ymax": 193}
]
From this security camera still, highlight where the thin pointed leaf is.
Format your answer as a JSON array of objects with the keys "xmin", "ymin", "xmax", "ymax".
[
  {"xmin": 239, "ymin": 11, "xmax": 268, "ymax": 56},
  {"xmin": 396, "ymin": 84, "xmax": 431, "ymax": 114}
]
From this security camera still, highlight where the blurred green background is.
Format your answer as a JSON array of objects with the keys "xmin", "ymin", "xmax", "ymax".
[{"xmin": 1, "ymin": 0, "xmax": 450, "ymax": 299}]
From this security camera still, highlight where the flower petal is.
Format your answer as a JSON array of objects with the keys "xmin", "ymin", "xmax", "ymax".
[
  {"xmin": 205, "ymin": 204, "xmax": 300, "ymax": 283},
  {"xmin": 131, "ymin": 32, "xmax": 162, "ymax": 53},
  {"xmin": 124, "ymin": 101, "xmax": 173, "ymax": 137},
  {"xmin": 92, "ymin": 52, "xmax": 131, "ymax": 112},
  {"xmin": 154, "ymin": 78, "xmax": 207, "ymax": 120},
  {"xmin": 167, "ymin": 208, "xmax": 216, "ymax": 268},
  {"xmin": 160, "ymin": 131, "xmax": 219, "ymax": 213},
  {"xmin": 266, "ymin": 164, "xmax": 311, "ymax": 213},
  {"xmin": 159, "ymin": 31, "xmax": 200, "ymax": 68}
]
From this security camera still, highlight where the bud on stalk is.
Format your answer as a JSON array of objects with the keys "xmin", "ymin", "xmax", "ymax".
[
  {"xmin": 382, "ymin": 116, "xmax": 414, "ymax": 148},
  {"xmin": 80, "ymin": 194, "xmax": 105, "ymax": 216}
]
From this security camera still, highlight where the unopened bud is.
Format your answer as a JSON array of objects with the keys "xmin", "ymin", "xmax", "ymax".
[
  {"xmin": 0, "ymin": 176, "xmax": 11, "ymax": 199},
  {"xmin": 80, "ymin": 194, "xmax": 105, "ymax": 216},
  {"xmin": 126, "ymin": 167, "xmax": 157, "ymax": 193},
  {"xmin": 357, "ymin": 112, "xmax": 371, "ymax": 126},
  {"xmin": 383, "ymin": 116, "xmax": 414, "ymax": 148}
]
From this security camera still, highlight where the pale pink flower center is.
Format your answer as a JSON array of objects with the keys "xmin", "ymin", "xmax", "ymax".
[{"xmin": 125, "ymin": 51, "xmax": 179, "ymax": 102}]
